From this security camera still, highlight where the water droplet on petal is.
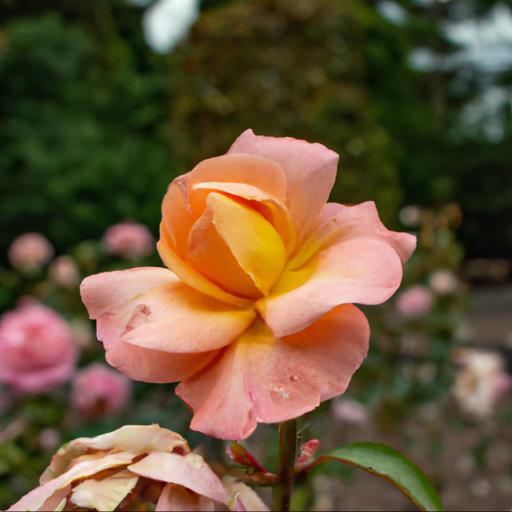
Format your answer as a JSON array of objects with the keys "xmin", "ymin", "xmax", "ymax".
[{"xmin": 270, "ymin": 388, "xmax": 290, "ymax": 401}]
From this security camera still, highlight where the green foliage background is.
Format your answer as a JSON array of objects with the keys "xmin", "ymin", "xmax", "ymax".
[{"xmin": 1, "ymin": 0, "xmax": 510, "ymax": 258}]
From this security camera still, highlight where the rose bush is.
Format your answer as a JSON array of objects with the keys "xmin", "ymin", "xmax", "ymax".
[{"xmin": 81, "ymin": 130, "xmax": 415, "ymax": 440}]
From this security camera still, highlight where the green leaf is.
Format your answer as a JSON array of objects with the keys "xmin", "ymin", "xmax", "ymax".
[{"xmin": 314, "ymin": 442, "xmax": 442, "ymax": 511}]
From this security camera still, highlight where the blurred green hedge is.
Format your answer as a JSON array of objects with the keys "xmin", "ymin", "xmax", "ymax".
[
  {"xmin": 1, "ymin": 0, "xmax": 511, "ymax": 258},
  {"xmin": 0, "ymin": 11, "xmax": 171, "ymax": 256}
]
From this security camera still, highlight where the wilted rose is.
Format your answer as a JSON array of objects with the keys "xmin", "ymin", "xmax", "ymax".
[{"xmin": 8, "ymin": 424, "xmax": 267, "ymax": 511}]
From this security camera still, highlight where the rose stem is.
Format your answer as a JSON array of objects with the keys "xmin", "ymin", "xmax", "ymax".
[{"xmin": 272, "ymin": 418, "xmax": 297, "ymax": 512}]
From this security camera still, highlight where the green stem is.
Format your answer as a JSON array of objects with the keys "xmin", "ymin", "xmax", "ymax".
[{"xmin": 272, "ymin": 419, "xmax": 297, "ymax": 512}]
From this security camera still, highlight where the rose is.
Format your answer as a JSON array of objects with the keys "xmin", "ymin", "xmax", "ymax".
[
  {"xmin": 395, "ymin": 285, "xmax": 433, "ymax": 318},
  {"xmin": 8, "ymin": 232, "xmax": 54, "ymax": 272},
  {"xmin": 429, "ymin": 269, "xmax": 458, "ymax": 295},
  {"xmin": 71, "ymin": 363, "xmax": 132, "ymax": 418},
  {"xmin": 49, "ymin": 255, "xmax": 80, "ymax": 288},
  {"xmin": 0, "ymin": 303, "xmax": 78, "ymax": 394},
  {"xmin": 453, "ymin": 349, "xmax": 511, "ymax": 418},
  {"xmin": 8, "ymin": 424, "xmax": 267, "ymax": 511},
  {"xmin": 102, "ymin": 221, "xmax": 154, "ymax": 260},
  {"xmin": 81, "ymin": 130, "xmax": 415, "ymax": 440}
]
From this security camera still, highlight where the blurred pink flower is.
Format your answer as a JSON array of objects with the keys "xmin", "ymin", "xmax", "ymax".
[
  {"xmin": 39, "ymin": 429, "xmax": 61, "ymax": 451},
  {"xmin": 429, "ymin": 269, "xmax": 458, "ymax": 295},
  {"xmin": 453, "ymin": 349, "xmax": 511, "ymax": 418},
  {"xmin": 0, "ymin": 304, "xmax": 78, "ymax": 394},
  {"xmin": 71, "ymin": 364, "xmax": 131, "ymax": 418},
  {"xmin": 49, "ymin": 256, "xmax": 80, "ymax": 288},
  {"xmin": 102, "ymin": 222, "xmax": 154, "ymax": 260},
  {"xmin": 9, "ymin": 424, "xmax": 268, "ymax": 511},
  {"xmin": 8, "ymin": 233, "xmax": 54, "ymax": 272},
  {"xmin": 331, "ymin": 398, "xmax": 368, "ymax": 424},
  {"xmin": 395, "ymin": 286, "xmax": 433, "ymax": 318}
]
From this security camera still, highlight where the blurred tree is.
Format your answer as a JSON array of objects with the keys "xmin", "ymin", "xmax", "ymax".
[
  {"xmin": 355, "ymin": 0, "xmax": 512, "ymax": 257},
  {"xmin": 168, "ymin": 0, "xmax": 403, "ymax": 224},
  {"xmin": 0, "ymin": 4, "xmax": 171, "ymax": 257},
  {"xmin": 444, "ymin": 0, "xmax": 512, "ymax": 257},
  {"xmin": 0, "ymin": 0, "xmax": 509, "ymax": 257}
]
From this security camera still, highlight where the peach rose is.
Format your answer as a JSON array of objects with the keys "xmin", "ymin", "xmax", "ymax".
[
  {"xmin": 0, "ymin": 303, "xmax": 77, "ymax": 393},
  {"xmin": 102, "ymin": 221, "xmax": 154, "ymax": 260},
  {"xmin": 71, "ymin": 363, "xmax": 132, "ymax": 418},
  {"xmin": 8, "ymin": 232, "xmax": 54, "ymax": 272},
  {"xmin": 8, "ymin": 424, "xmax": 266, "ymax": 511},
  {"xmin": 81, "ymin": 130, "xmax": 415, "ymax": 439}
]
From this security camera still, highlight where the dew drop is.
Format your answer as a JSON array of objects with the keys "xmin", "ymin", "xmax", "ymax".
[{"xmin": 270, "ymin": 388, "xmax": 290, "ymax": 401}]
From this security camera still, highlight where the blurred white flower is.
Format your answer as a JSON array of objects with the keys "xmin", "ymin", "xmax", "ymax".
[
  {"xmin": 429, "ymin": 269, "xmax": 458, "ymax": 295},
  {"xmin": 399, "ymin": 205, "xmax": 421, "ymax": 227},
  {"xmin": 143, "ymin": 0, "xmax": 199, "ymax": 54},
  {"xmin": 453, "ymin": 349, "xmax": 511, "ymax": 418},
  {"xmin": 377, "ymin": 1, "xmax": 407, "ymax": 25}
]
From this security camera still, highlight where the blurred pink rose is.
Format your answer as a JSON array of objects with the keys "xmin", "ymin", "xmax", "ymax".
[
  {"xmin": 0, "ymin": 304, "xmax": 77, "ymax": 394},
  {"xmin": 429, "ymin": 269, "xmax": 458, "ymax": 295},
  {"xmin": 71, "ymin": 364, "xmax": 131, "ymax": 418},
  {"xmin": 102, "ymin": 222, "xmax": 154, "ymax": 260},
  {"xmin": 395, "ymin": 286, "xmax": 433, "ymax": 318},
  {"xmin": 8, "ymin": 233, "xmax": 54, "ymax": 272},
  {"xmin": 49, "ymin": 256, "xmax": 80, "ymax": 288},
  {"xmin": 331, "ymin": 398, "xmax": 368, "ymax": 424},
  {"xmin": 453, "ymin": 349, "xmax": 511, "ymax": 418},
  {"xmin": 39, "ymin": 429, "xmax": 61, "ymax": 451}
]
